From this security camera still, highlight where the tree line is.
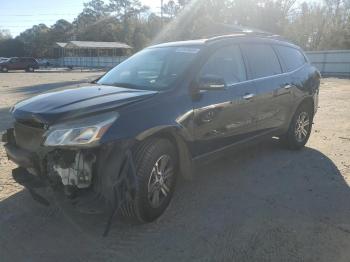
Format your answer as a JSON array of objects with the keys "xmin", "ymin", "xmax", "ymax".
[{"xmin": 0, "ymin": 0, "xmax": 349, "ymax": 58}]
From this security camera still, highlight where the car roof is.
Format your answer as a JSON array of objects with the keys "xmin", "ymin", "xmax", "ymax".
[
  {"xmin": 148, "ymin": 33, "xmax": 301, "ymax": 50},
  {"xmin": 9, "ymin": 57, "xmax": 35, "ymax": 59}
]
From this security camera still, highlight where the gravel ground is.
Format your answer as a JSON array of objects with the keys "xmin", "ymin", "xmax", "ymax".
[{"xmin": 0, "ymin": 72, "xmax": 350, "ymax": 262}]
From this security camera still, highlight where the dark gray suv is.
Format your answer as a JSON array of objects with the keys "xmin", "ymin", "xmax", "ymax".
[{"xmin": 3, "ymin": 34, "xmax": 320, "ymax": 227}]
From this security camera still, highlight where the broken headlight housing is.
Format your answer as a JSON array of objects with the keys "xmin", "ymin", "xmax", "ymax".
[{"xmin": 44, "ymin": 112, "xmax": 118, "ymax": 147}]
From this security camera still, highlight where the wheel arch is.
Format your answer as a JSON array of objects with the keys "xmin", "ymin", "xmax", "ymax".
[
  {"xmin": 282, "ymin": 95, "xmax": 315, "ymax": 134},
  {"xmin": 135, "ymin": 126, "xmax": 194, "ymax": 180},
  {"xmin": 298, "ymin": 96, "xmax": 315, "ymax": 118}
]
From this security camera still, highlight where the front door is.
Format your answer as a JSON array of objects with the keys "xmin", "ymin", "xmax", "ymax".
[
  {"xmin": 192, "ymin": 44, "xmax": 256, "ymax": 157},
  {"xmin": 7, "ymin": 58, "xmax": 19, "ymax": 69}
]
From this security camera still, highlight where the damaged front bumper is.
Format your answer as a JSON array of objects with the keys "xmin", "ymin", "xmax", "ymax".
[{"xmin": 2, "ymin": 127, "xmax": 138, "ymax": 219}]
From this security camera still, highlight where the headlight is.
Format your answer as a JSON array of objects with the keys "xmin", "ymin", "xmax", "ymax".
[{"xmin": 44, "ymin": 113, "xmax": 118, "ymax": 147}]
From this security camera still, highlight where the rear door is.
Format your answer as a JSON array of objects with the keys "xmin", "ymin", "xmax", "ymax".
[
  {"xmin": 192, "ymin": 44, "xmax": 256, "ymax": 156},
  {"xmin": 19, "ymin": 58, "xmax": 28, "ymax": 69},
  {"xmin": 241, "ymin": 43, "xmax": 292, "ymax": 132}
]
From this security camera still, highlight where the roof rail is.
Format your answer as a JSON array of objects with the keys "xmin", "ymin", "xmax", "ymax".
[{"xmin": 204, "ymin": 24, "xmax": 287, "ymax": 43}]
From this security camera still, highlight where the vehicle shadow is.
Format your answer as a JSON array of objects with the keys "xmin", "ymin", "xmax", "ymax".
[{"xmin": 1, "ymin": 139, "xmax": 350, "ymax": 262}]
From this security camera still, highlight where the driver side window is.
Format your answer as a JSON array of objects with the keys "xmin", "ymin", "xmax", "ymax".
[{"xmin": 199, "ymin": 45, "xmax": 247, "ymax": 86}]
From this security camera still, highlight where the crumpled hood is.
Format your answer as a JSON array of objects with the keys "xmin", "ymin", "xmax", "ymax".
[{"xmin": 12, "ymin": 85, "xmax": 158, "ymax": 125}]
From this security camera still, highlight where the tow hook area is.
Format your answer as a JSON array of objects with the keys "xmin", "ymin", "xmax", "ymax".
[
  {"xmin": 48, "ymin": 150, "xmax": 96, "ymax": 195},
  {"xmin": 54, "ymin": 152, "xmax": 96, "ymax": 189}
]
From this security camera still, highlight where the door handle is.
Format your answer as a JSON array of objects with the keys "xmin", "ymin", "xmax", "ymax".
[{"xmin": 243, "ymin": 93, "xmax": 255, "ymax": 100}]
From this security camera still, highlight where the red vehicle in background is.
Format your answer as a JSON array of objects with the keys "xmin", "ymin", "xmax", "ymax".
[{"xmin": 0, "ymin": 57, "xmax": 39, "ymax": 72}]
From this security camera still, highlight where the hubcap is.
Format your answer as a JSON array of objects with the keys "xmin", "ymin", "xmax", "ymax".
[
  {"xmin": 147, "ymin": 155, "xmax": 174, "ymax": 208},
  {"xmin": 295, "ymin": 112, "xmax": 310, "ymax": 142}
]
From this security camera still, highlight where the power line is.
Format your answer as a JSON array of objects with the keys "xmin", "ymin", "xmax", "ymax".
[
  {"xmin": 0, "ymin": 13, "xmax": 78, "ymax": 16},
  {"xmin": 0, "ymin": 20, "xmax": 68, "ymax": 22}
]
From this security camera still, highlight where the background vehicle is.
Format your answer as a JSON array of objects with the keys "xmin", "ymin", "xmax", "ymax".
[
  {"xmin": 3, "ymin": 34, "xmax": 320, "ymax": 225},
  {"xmin": 0, "ymin": 57, "xmax": 39, "ymax": 72}
]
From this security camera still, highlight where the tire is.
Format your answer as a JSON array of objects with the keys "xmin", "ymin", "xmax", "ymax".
[
  {"xmin": 27, "ymin": 66, "xmax": 34, "ymax": 72},
  {"xmin": 120, "ymin": 138, "xmax": 178, "ymax": 223},
  {"xmin": 281, "ymin": 103, "xmax": 313, "ymax": 150},
  {"xmin": 1, "ymin": 66, "xmax": 8, "ymax": 73}
]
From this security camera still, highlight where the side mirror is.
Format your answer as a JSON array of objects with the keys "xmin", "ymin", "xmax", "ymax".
[{"xmin": 197, "ymin": 75, "xmax": 226, "ymax": 91}]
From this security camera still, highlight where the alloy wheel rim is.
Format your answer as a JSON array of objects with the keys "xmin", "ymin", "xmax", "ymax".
[
  {"xmin": 147, "ymin": 154, "xmax": 174, "ymax": 208},
  {"xmin": 295, "ymin": 112, "xmax": 310, "ymax": 142}
]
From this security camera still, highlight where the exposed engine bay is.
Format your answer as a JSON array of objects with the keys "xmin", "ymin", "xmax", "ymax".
[
  {"xmin": 49, "ymin": 150, "xmax": 96, "ymax": 189},
  {"xmin": 3, "ymin": 124, "xmax": 138, "ymax": 235}
]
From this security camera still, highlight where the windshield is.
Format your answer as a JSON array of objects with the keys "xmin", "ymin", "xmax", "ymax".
[{"xmin": 97, "ymin": 46, "xmax": 201, "ymax": 90}]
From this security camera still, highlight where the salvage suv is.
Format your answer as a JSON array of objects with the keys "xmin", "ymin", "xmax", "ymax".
[{"xmin": 2, "ymin": 34, "xmax": 320, "ymax": 224}]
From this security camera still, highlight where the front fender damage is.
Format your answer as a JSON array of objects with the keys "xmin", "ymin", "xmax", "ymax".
[
  {"xmin": 4, "ymin": 124, "xmax": 139, "ymax": 235},
  {"xmin": 46, "ymin": 140, "xmax": 139, "ymax": 236}
]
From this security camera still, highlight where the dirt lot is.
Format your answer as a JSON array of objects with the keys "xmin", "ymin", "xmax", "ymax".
[{"xmin": 0, "ymin": 72, "xmax": 350, "ymax": 262}]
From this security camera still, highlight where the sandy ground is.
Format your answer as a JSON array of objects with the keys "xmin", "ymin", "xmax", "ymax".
[{"xmin": 0, "ymin": 72, "xmax": 349, "ymax": 262}]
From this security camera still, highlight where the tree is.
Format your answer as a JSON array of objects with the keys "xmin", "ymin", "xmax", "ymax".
[
  {"xmin": 50, "ymin": 20, "xmax": 73, "ymax": 42},
  {"xmin": 17, "ymin": 24, "xmax": 51, "ymax": 57},
  {"xmin": 0, "ymin": 29, "xmax": 11, "ymax": 40},
  {"xmin": 2, "ymin": 0, "xmax": 350, "ymax": 58},
  {"xmin": 76, "ymin": 16, "xmax": 123, "ymax": 41},
  {"xmin": 108, "ymin": 0, "xmax": 149, "ymax": 21},
  {"xmin": 162, "ymin": 0, "xmax": 180, "ymax": 18},
  {"xmin": 0, "ymin": 39, "xmax": 25, "ymax": 57},
  {"xmin": 73, "ymin": 0, "xmax": 110, "ymax": 33}
]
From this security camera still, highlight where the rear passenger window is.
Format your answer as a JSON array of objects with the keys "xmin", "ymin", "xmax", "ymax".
[
  {"xmin": 241, "ymin": 44, "xmax": 282, "ymax": 79},
  {"xmin": 275, "ymin": 45, "xmax": 306, "ymax": 72},
  {"xmin": 199, "ymin": 45, "xmax": 247, "ymax": 86}
]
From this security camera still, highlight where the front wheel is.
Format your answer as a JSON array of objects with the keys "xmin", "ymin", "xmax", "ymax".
[
  {"xmin": 281, "ymin": 104, "xmax": 313, "ymax": 150},
  {"xmin": 120, "ymin": 138, "xmax": 178, "ymax": 223}
]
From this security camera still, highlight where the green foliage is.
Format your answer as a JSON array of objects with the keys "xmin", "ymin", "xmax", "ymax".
[
  {"xmin": 0, "ymin": 29, "xmax": 11, "ymax": 40},
  {"xmin": 0, "ymin": 39, "xmax": 25, "ymax": 57},
  {"xmin": 0, "ymin": 0, "xmax": 349, "ymax": 58}
]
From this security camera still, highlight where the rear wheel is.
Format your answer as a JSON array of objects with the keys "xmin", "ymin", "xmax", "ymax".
[
  {"xmin": 281, "ymin": 104, "xmax": 313, "ymax": 150},
  {"xmin": 1, "ymin": 66, "xmax": 8, "ymax": 73},
  {"xmin": 26, "ymin": 66, "xmax": 35, "ymax": 72},
  {"xmin": 120, "ymin": 138, "xmax": 178, "ymax": 223}
]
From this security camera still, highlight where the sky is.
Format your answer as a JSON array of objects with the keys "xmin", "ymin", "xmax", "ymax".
[
  {"xmin": 0, "ymin": 0, "xmax": 160, "ymax": 36},
  {"xmin": 0, "ymin": 0, "xmax": 320, "ymax": 37}
]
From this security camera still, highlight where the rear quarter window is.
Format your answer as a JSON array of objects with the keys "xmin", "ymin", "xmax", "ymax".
[
  {"xmin": 240, "ymin": 44, "xmax": 282, "ymax": 79},
  {"xmin": 275, "ymin": 45, "xmax": 306, "ymax": 72}
]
